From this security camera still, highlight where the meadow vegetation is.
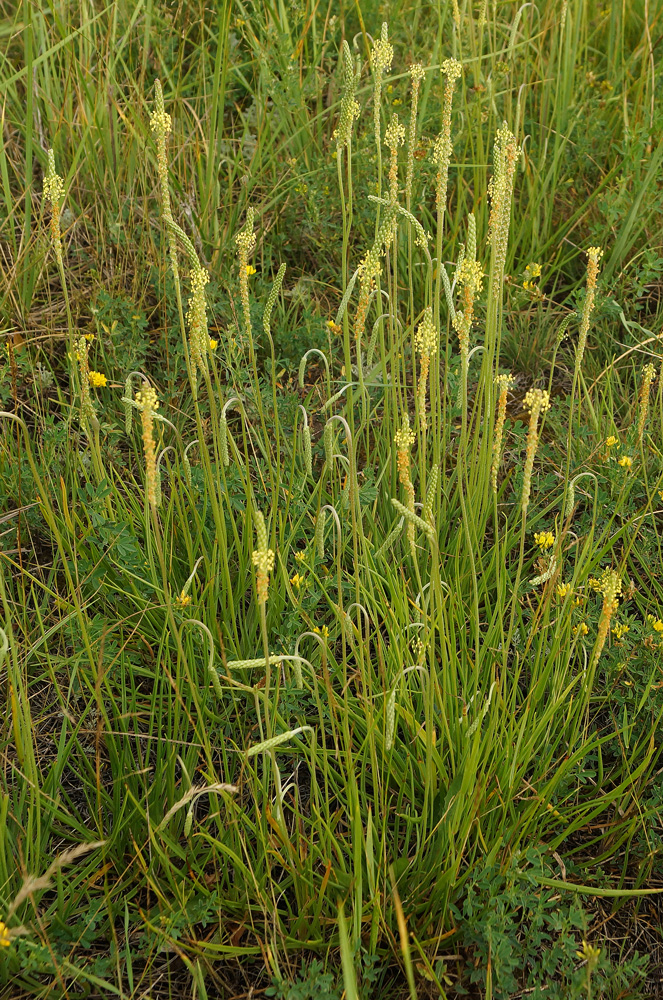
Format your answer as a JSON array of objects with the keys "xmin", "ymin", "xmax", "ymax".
[{"xmin": 1, "ymin": 0, "xmax": 663, "ymax": 997}]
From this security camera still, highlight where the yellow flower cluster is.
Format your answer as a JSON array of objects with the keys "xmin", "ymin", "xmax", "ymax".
[
  {"xmin": 612, "ymin": 623, "xmax": 629, "ymax": 639},
  {"xmin": 573, "ymin": 622, "xmax": 589, "ymax": 636},
  {"xmin": 522, "ymin": 262, "xmax": 542, "ymax": 292},
  {"xmin": 618, "ymin": 455, "xmax": 632, "ymax": 469},
  {"xmin": 88, "ymin": 370, "xmax": 107, "ymax": 388},
  {"xmin": 648, "ymin": 615, "xmax": 663, "ymax": 632},
  {"xmin": 534, "ymin": 530, "xmax": 555, "ymax": 549},
  {"xmin": 556, "ymin": 582, "xmax": 571, "ymax": 599}
]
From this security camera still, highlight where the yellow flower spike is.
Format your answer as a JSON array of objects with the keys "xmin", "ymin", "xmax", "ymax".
[
  {"xmin": 394, "ymin": 414, "xmax": 416, "ymax": 557},
  {"xmin": 575, "ymin": 246, "xmax": 603, "ymax": 375},
  {"xmin": 618, "ymin": 455, "xmax": 632, "ymax": 468},
  {"xmin": 252, "ymin": 510, "xmax": 275, "ymax": 605},
  {"xmin": 592, "ymin": 569, "xmax": 622, "ymax": 669},
  {"xmin": 370, "ymin": 23, "xmax": 393, "ymax": 152},
  {"xmin": 637, "ymin": 362, "xmax": 657, "ymax": 442},
  {"xmin": 414, "ymin": 307, "xmax": 438, "ymax": 430},
  {"xmin": 521, "ymin": 388, "xmax": 551, "ymax": 515},
  {"xmin": 431, "ymin": 58, "xmax": 462, "ymax": 222},
  {"xmin": 135, "ymin": 386, "xmax": 160, "ymax": 508},
  {"xmin": 534, "ymin": 530, "xmax": 555, "ymax": 549},
  {"xmin": 88, "ymin": 371, "xmax": 107, "ymax": 388},
  {"xmin": 491, "ymin": 372, "xmax": 514, "ymax": 493}
]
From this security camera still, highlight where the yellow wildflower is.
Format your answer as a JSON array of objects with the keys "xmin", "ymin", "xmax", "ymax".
[
  {"xmin": 606, "ymin": 435, "xmax": 618, "ymax": 447},
  {"xmin": 612, "ymin": 623, "xmax": 629, "ymax": 639},
  {"xmin": 534, "ymin": 530, "xmax": 555, "ymax": 549},
  {"xmin": 576, "ymin": 940, "xmax": 601, "ymax": 969},
  {"xmin": 618, "ymin": 455, "xmax": 632, "ymax": 468},
  {"xmin": 0, "ymin": 920, "xmax": 10, "ymax": 947},
  {"xmin": 573, "ymin": 622, "xmax": 589, "ymax": 636},
  {"xmin": 313, "ymin": 625, "xmax": 330, "ymax": 639},
  {"xmin": 295, "ymin": 551, "xmax": 306, "ymax": 563},
  {"xmin": 84, "ymin": 333, "xmax": 95, "ymax": 342},
  {"xmin": 88, "ymin": 371, "xmax": 107, "ymax": 388},
  {"xmin": 652, "ymin": 619, "xmax": 663, "ymax": 633},
  {"xmin": 290, "ymin": 573, "xmax": 304, "ymax": 590},
  {"xmin": 208, "ymin": 338, "xmax": 218, "ymax": 351},
  {"xmin": 246, "ymin": 264, "xmax": 257, "ymax": 276},
  {"xmin": 176, "ymin": 592, "xmax": 192, "ymax": 609},
  {"xmin": 326, "ymin": 319, "xmax": 342, "ymax": 334},
  {"xmin": 556, "ymin": 582, "xmax": 571, "ymax": 599}
]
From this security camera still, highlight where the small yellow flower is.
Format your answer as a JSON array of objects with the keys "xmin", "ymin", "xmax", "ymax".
[
  {"xmin": 534, "ymin": 530, "xmax": 555, "ymax": 549},
  {"xmin": 573, "ymin": 622, "xmax": 589, "ymax": 636},
  {"xmin": 652, "ymin": 619, "xmax": 663, "ymax": 633},
  {"xmin": 88, "ymin": 371, "xmax": 107, "ymax": 388},
  {"xmin": 606, "ymin": 435, "xmax": 618, "ymax": 447},
  {"xmin": 658, "ymin": 490, "xmax": 663, "ymax": 502},
  {"xmin": 176, "ymin": 592, "xmax": 192, "ymax": 609},
  {"xmin": 295, "ymin": 551, "xmax": 306, "ymax": 563},
  {"xmin": 0, "ymin": 920, "xmax": 10, "ymax": 947},
  {"xmin": 556, "ymin": 582, "xmax": 571, "ymax": 599},
  {"xmin": 618, "ymin": 455, "xmax": 632, "ymax": 468},
  {"xmin": 84, "ymin": 333, "xmax": 95, "ymax": 342},
  {"xmin": 326, "ymin": 319, "xmax": 342, "ymax": 334},
  {"xmin": 612, "ymin": 623, "xmax": 629, "ymax": 639},
  {"xmin": 208, "ymin": 338, "xmax": 218, "ymax": 351},
  {"xmin": 313, "ymin": 625, "xmax": 330, "ymax": 639},
  {"xmin": 290, "ymin": 572, "xmax": 304, "ymax": 590},
  {"xmin": 576, "ymin": 940, "xmax": 601, "ymax": 968},
  {"xmin": 245, "ymin": 264, "xmax": 256, "ymax": 276}
]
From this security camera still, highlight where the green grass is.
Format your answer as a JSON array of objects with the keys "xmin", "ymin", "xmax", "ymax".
[{"xmin": 1, "ymin": 1, "xmax": 663, "ymax": 997}]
